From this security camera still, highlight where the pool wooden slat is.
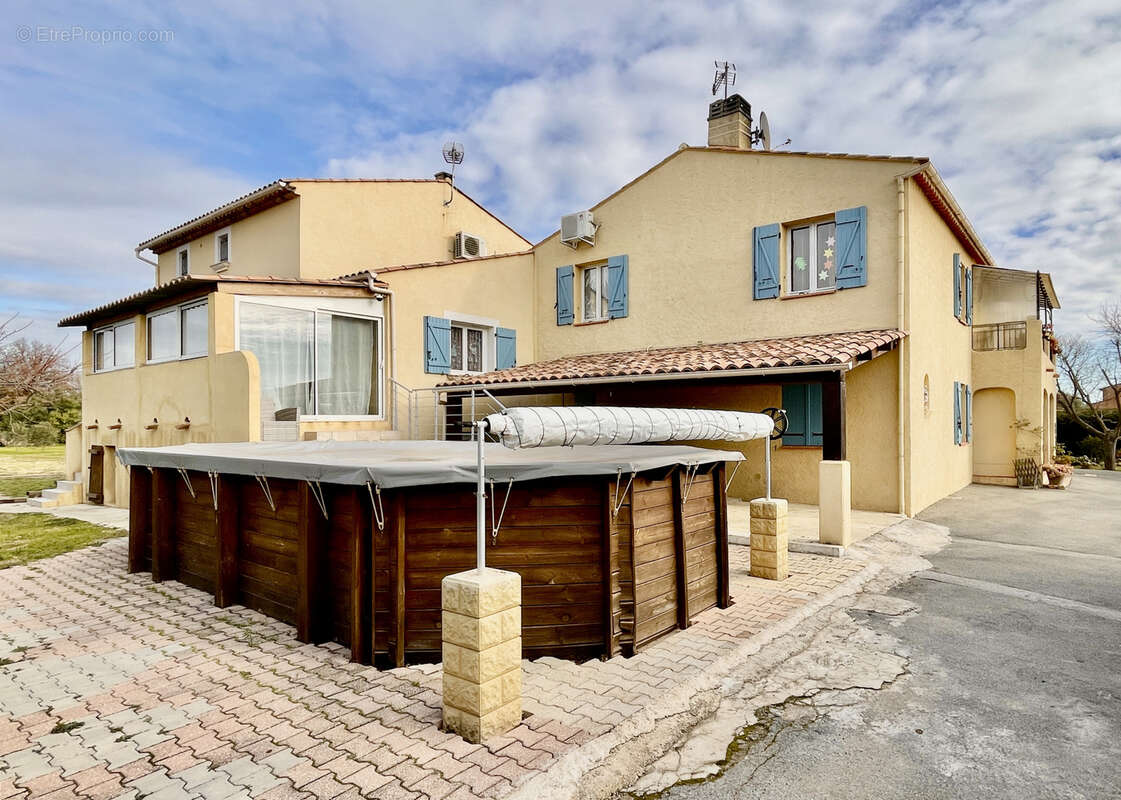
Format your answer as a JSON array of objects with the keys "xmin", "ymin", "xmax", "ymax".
[{"xmin": 131, "ymin": 461, "xmax": 733, "ymax": 667}]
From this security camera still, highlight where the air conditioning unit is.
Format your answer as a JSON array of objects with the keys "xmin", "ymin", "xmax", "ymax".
[
  {"xmin": 454, "ymin": 231, "xmax": 486, "ymax": 259},
  {"xmin": 560, "ymin": 210, "xmax": 596, "ymax": 247}
]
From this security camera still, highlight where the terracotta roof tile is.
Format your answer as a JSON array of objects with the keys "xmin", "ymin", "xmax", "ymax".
[{"xmin": 443, "ymin": 329, "xmax": 906, "ymax": 387}]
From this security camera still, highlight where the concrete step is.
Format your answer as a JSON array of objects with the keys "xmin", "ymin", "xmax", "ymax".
[
  {"xmin": 56, "ymin": 480, "xmax": 82, "ymax": 492},
  {"xmin": 41, "ymin": 488, "xmax": 74, "ymax": 502},
  {"xmin": 26, "ymin": 496, "xmax": 58, "ymax": 509}
]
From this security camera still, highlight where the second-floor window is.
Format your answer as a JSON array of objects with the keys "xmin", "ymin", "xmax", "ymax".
[
  {"xmin": 581, "ymin": 263, "xmax": 609, "ymax": 322},
  {"xmin": 788, "ymin": 219, "xmax": 837, "ymax": 295},
  {"xmin": 450, "ymin": 324, "xmax": 485, "ymax": 373},
  {"xmin": 176, "ymin": 246, "xmax": 189, "ymax": 277},
  {"xmin": 215, "ymin": 228, "xmax": 231, "ymax": 264},
  {"xmin": 147, "ymin": 300, "xmax": 208, "ymax": 363},
  {"xmin": 93, "ymin": 321, "xmax": 136, "ymax": 372}
]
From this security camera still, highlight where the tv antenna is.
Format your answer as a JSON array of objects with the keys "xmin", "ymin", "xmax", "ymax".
[
  {"xmin": 441, "ymin": 141, "xmax": 464, "ymax": 206},
  {"xmin": 712, "ymin": 61, "xmax": 736, "ymax": 100}
]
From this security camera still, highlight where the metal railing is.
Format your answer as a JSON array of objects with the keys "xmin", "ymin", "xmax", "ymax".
[{"xmin": 973, "ymin": 321, "xmax": 1027, "ymax": 352}]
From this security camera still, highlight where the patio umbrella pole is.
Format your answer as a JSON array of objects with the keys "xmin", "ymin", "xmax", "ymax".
[{"xmin": 476, "ymin": 420, "xmax": 487, "ymax": 573}]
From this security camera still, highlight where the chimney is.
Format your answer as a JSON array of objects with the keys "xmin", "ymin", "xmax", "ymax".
[
  {"xmin": 707, "ymin": 94, "xmax": 752, "ymax": 149},
  {"xmin": 434, "ymin": 171, "xmax": 453, "ymax": 183}
]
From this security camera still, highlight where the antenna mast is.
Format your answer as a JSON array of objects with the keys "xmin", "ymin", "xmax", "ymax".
[
  {"xmin": 712, "ymin": 61, "xmax": 736, "ymax": 100},
  {"xmin": 441, "ymin": 141, "xmax": 464, "ymax": 207}
]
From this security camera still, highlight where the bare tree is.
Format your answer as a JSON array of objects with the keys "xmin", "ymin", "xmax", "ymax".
[
  {"xmin": 1056, "ymin": 301, "xmax": 1121, "ymax": 470},
  {"xmin": 0, "ymin": 314, "xmax": 79, "ymax": 420}
]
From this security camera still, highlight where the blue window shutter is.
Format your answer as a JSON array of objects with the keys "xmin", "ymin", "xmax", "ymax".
[
  {"xmin": 753, "ymin": 224, "xmax": 780, "ymax": 299},
  {"xmin": 606, "ymin": 255, "xmax": 629, "ymax": 318},
  {"xmin": 965, "ymin": 385, "xmax": 972, "ymax": 443},
  {"xmin": 953, "ymin": 254, "xmax": 962, "ymax": 318},
  {"xmin": 781, "ymin": 384, "xmax": 808, "ymax": 446},
  {"xmin": 834, "ymin": 206, "xmax": 867, "ymax": 289},
  {"xmin": 495, "ymin": 327, "xmax": 516, "ymax": 369},
  {"xmin": 556, "ymin": 265, "xmax": 574, "ymax": 325},
  {"xmin": 965, "ymin": 265, "xmax": 973, "ymax": 324},
  {"xmin": 808, "ymin": 383, "xmax": 824, "ymax": 446},
  {"xmin": 953, "ymin": 381, "xmax": 962, "ymax": 445},
  {"xmin": 424, "ymin": 316, "xmax": 451, "ymax": 374}
]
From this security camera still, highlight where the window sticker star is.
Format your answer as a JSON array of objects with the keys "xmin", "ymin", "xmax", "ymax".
[
  {"xmin": 826, "ymin": 235, "xmax": 835, "ymax": 247},
  {"xmin": 819, "ymin": 270, "xmax": 829, "ymax": 281},
  {"xmin": 823, "ymin": 248, "xmax": 834, "ymax": 258},
  {"xmin": 794, "ymin": 256, "xmax": 807, "ymax": 271},
  {"xmin": 823, "ymin": 259, "xmax": 833, "ymax": 270}
]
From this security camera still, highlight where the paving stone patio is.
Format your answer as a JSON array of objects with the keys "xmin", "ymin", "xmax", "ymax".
[{"xmin": 0, "ymin": 538, "xmax": 864, "ymax": 799}]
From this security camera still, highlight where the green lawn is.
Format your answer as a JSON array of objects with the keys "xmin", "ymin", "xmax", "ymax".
[
  {"xmin": 0, "ymin": 512, "xmax": 124, "ymax": 568},
  {"xmin": 0, "ymin": 445, "xmax": 66, "ymax": 498}
]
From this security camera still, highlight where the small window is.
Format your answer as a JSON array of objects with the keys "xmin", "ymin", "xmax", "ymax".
[
  {"xmin": 93, "ymin": 321, "xmax": 135, "ymax": 372},
  {"xmin": 450, "ymin": 324, "xmax": 485, "ymax": 373},
  {"xmin": 176, "ymin": 247, "xmax": 190, "ymax": 277},
  {"xmin": 923, "ymin": 374, "xmax": 931, "ymax": 415},
  {"xmin": 788, "ymin": 219, "xmax": 837, "ymax": 295},
  {"xmin": 215, "ymin": 228, "xmax": 231, "ymax": 264},
  {"xmin": 581, "ymin": 263, "xmax": 609, "ymax": 322}
]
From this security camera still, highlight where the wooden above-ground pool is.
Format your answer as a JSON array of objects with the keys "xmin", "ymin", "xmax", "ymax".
[{"xmin": 119, "ymin": 440, "xmax": 739, "ymax": 667}]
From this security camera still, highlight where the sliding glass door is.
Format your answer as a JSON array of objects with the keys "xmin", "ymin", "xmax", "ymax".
[{"xmin": 238, "ymin": 302, "xmax": 381, "ymax": 418}]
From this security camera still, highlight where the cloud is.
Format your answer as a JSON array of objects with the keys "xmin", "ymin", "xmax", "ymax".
[{"xmin": 1, "ymin": 0, "xmax": 1119, "ymax": 348}]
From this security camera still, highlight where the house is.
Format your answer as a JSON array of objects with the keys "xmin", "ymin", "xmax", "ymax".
[
  {"xmin": 1091, "ymin": 384, "xmax": 1121, "ymax": 412},
  {"xmin": 57, "ymin": 94, "xmax": 1059, "ymax": 517},
  {"xmin": 58, "ymin": 178, "xmax": 532, "ymax": 506},
  {"xmin": 438, "ymin": 95, "xmax": 1061, "ymax": 515}
]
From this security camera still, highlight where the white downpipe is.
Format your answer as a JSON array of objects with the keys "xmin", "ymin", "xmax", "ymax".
[
  {"xmin": 476, "ymin": 420, "xmax": 487, "ymax": 572},
  {"xmin": 134, "ymin": 246, "xmax": 159, "ymax": 283},
  {"xmin": 896, "ymin": 175, "xmax": 908, "ymax": 515}
]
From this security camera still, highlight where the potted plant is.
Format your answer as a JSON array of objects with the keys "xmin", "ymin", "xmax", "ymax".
[{"xmin": 1042, "ymin": 462, "xmax": 1074, "ymax": 489}]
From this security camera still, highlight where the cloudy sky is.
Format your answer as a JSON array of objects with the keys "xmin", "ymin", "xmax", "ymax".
[{"xmin": 2, "ymin": 0, "xmax": 1119, "ymax": 351}]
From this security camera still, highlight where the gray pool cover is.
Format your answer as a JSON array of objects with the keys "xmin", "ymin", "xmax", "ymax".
[{"xmin": 117, "ymin": 439, "xmax": 745, "ymax": 489}]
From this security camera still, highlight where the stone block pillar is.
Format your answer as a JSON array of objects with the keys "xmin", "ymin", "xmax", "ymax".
[
  {"xmin": 819, "ymin": 460, "xmax": 852, "ymax": 547},
  {"xmin": 749, "ymin": 498, "xmax": 789, "ymax": 580},
  {"xmin": 441, "ymin": 568, "xmax": 522, "ymax": 743}
]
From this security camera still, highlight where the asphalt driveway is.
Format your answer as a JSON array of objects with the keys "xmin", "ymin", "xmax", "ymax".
[{"xmin": 658, "ymin": 470, "xmax": 1121, "ymax": 799}]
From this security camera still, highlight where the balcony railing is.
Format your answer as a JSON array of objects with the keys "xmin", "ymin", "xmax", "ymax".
[{"xmin": 973, "ymin": 321, "xmax": 1027, "ymax": 351}]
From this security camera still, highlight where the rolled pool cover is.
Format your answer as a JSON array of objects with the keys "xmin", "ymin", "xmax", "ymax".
[{"xmin": 484, "ymin": 406, "xmax": 774, "ymax": 449}]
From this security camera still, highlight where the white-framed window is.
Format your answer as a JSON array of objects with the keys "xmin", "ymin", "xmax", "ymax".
[
  {"xmin": 449, "ymin": 324, "xmax": 486, "ymax": 373},
  {"xmin": 237, "ymin": 301, "xmax": 383, "ymax": 418},
  {"xmin": 146, "ymin": 299, "xmax": 208, "ymax": 363},
  {"xmin": 93, "ymin": 320, "xmax": 136, "ymax": 372},
  {"xmin": 581, "ymin": 262, "xmax": 609, "ymax": 322},
  {"xmin": 788, "ymin": 218, "xmax": 837, "ymax": 295},
  {"xmin": 176, "ymin": 246, "xmax": 190, "ymax": 277},
  {"xmin": 214, "ymin": 227, "xmax": 231, "ymax": 264}
]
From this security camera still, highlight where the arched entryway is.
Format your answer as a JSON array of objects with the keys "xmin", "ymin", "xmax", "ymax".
[{"xmin": 973, "ymin": 387, "xmax": 1017, "ymax": 482}]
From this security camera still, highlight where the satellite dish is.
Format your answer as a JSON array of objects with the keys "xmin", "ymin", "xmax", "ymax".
[
  {"xmin": 442, "ymin": 141, "xmax": 465, "ymax": 166},
  {"xmin": 757, "ymin": 111, "xmax": 772, "ymax": 151}
]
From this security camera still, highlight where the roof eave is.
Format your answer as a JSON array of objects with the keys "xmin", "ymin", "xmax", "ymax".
[{"xmin": 137, "ymin": 180, "xmax": 297, "ymax": 255}]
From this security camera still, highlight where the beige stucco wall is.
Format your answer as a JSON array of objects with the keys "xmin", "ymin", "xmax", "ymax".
[
  {"xmin": 532, "ymin": 149, "xmax": 907, "ymax": 362},
  {"xmin": 972, "ymin": 317, "xmax": 1058, "ymax": 479},
  {"xmin": 292, "ymin": 181, "xmax": 530, "ymax": 281},
  {"xmin": 155, "ymin": 198, "xmax": 301, "ymax": 284},
  {"xmin": 382, "ymin": 253, "xmax": 536, "ymax": 437},
  {"xmin": 902, "ymin": 181, "xmax": 976, "ymax": 515},
  {"xmin": 76, "ymin": 296, "xmax": 260, "ymax": 508}
]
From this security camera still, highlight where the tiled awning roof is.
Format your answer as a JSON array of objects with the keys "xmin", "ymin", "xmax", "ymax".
[
  {"xmin": 58, "ymin": 274, "xmax": 386, "ymax": 328},
  {"xmin": 443, "ymin": 329, "xmax": 905, "ymax": 389}
]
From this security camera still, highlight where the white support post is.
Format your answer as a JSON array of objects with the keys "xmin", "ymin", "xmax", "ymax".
[
  {"xmin": 765, "ymin": 437, "xmax": 772, "ymax": 500},
  {"xmin": 476, "ymin": 420, "xmax": 487, "ymax": 573}
]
